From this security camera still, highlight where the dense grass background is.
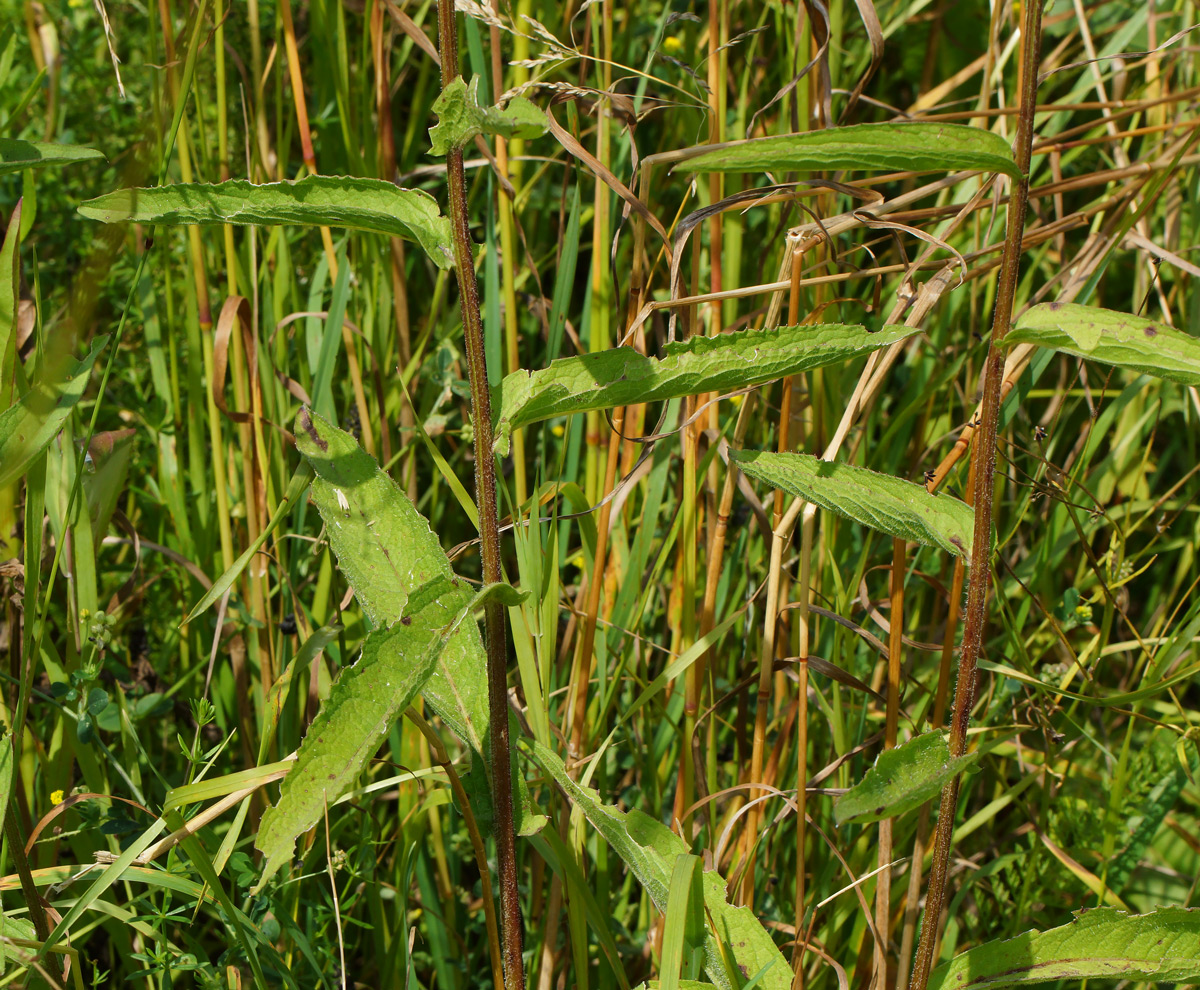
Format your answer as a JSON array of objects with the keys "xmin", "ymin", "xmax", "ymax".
[{"xmin": 2, "ymin": 0, "xmax": 1199, "ymax": 987}]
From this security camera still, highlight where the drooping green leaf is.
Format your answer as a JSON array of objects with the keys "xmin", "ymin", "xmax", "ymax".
[
  {"xmin": 835, "ymin": 731, "xmax": 1004, "ymax": 825},
  {"xmin": 0, "ymin": 335, "xmax": 110, "ymax": 489},
  {"xmin": 493, "ymin": 323, "xmax": 919, "ymax": 455},
  {"xmin": 672, "ymin": 123, "xmax": 1022, "ymax": 179},
  {"xmin": 732, "ymin": 449, "xmax": 975, "ymax": 563},
  {"xmin": 429, "ymin": 75, "xmax": 548, "ymax": 155},
  {"xmin": 521, "ymin": 738, "xmax": 791, "ymax": 990},
  {"xmin": 293, "ymin": 409, "xmax": 542, "ymax": 836},
  {"xmin": 1007, "ymin": 301, "xmax": 1200, "ymax": 386},
  {"xmin": 78, "ymin": 176, "xmax": 454, "ymax": 270},
  {"xmin": 254, "ymin": 579, "xmax": 504, "ymax": 891},
  {"xmin": 927, "ymin": 907, "xmax": 1200, "ymax": 990},
  {"xmin": 0, "ymin": 138, "xmax": 105, "ymax": 175}
]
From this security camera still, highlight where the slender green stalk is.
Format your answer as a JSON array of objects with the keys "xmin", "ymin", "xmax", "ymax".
[
  {"xmin": 435, "ymin": 4, "xmax": 523, "ymax": 988},
  {"xmin": 907, "ymin": 5, "xmax": 1044, "ymax": 989}
]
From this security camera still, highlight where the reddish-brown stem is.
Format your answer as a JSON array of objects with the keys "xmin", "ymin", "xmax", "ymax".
[
  {"xmin": 435, "ymin": 4, "xmax": 523, "ymax": 988},
  {"xmin": 907, "ymin": 4, "xmax": 1044, "ymax": 990}
]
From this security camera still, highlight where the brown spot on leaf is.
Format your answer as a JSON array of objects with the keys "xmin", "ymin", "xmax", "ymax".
[
  {"xmin": 401, "ymin": 616, "xmax": 412, "ymax": 626},
  {"xmin": 1047, "ymin": 300, "xmax": 1062, "ymax": 310},
  {"xmin": 298, "ymin": 408, "xmax": 328, "ymax": 451},
  {"xmin": 1144, "ymin": 325, "xmax": 1158, "ymax": 337}
]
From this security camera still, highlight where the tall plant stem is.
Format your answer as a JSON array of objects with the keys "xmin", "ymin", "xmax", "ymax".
[
  {"xmin": 907, "ymin": 5, "xmax": 1043, "ymax": 990},
  {"xmin": 436, "ymin": 3, "xmax": 523, "ymax": 988}
]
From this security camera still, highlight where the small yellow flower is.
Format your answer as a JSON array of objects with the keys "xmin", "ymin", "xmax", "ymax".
[
  {"xmin": 551, "ymin": 423, "xmax": 565, "ymax": 438},
  {"xmin": 730, "ymin": 393, "xmax": 744, "ymax": 406},
  {"xmin": 51, "ymin": 789, "xmax": 65, "ymax": 805},
  {"xmin": 568, "ymin": 552, "xmax": 585, "ymax": 570},
  {"xmin": 662, "ymin": 35, "xmax": 684, "ymax": 55}
]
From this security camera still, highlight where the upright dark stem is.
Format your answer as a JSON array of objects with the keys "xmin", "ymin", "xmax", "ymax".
[
  {"xmin": 907, "ymin": 5, "xmax": 1044, "ymax": 990},
  {"xmin": 435, "ymin": 4, "xmax": 524, "ymax": 988}
]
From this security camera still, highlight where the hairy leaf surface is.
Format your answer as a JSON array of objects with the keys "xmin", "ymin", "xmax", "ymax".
[
  {"xmin": 927, "ymin": 907, "xmax": 1200, "ymax": 990},
  {"xmin": 294, "ymin": 410, "xmax": 541, "ymax": 836},
  {"xmin": 733, "ymin": 449, "xmax": 974, "ymax": 562},
  {"xmin": 429, "ymin": 76, "xmax": 547, "ymax": 155},
  {"xmin": 833, "ymin": 732, "xmax": 983, "ymax": 825},
  {"xmin": 522, "ymin": 739, "xmax": 791, "ymax": 990},
  {"xmin": 0, "ymin": 138, "xmax": 105, "ymax": 175},
  {"xmin": 493, "ymin": 323, "xmax": 919, "ymax": 455},
  {"xmin": 0, "ymin": 336, "xmax": 109, "ymax": 489},
  {"xmin": 1008, "ymin": 301, "xmax": 1200, "ymax": 386},
  {"xmin": 255, "ymin": 579, "xmax": 489, "ymax": 891},
  {"xmin": 78, "ymin": 176, "xmax": 454, "ymax": 269},
  {"xmin": 672, "ymin": 123, "xmax": 1021, "ymax": 178}
]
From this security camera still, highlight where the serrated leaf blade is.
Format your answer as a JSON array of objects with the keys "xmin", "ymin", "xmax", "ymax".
[
  {"xmin": 254, "ymin": 578, "xmax": 474, "ymax": 891},
  {"xmin": 77, "ymin": 176, "xmax": 454, "ymax": 270},
  {"xmin": 927, "ymin": 907, "xmax": 1200, "ymax": 990},
  {"xmin": 732, "ymin": 449, "xmax": 974, "ymax": 562},
  {"xmin": 493, "ymin": 323, "xmax": 920, "ymax": 455},
  {"xmin": 429, "ymin": 76, "xmax": 548, "ymax": 155},
  {"xmin": 673, "ymin": 123, "xmax": 1021, "ymax": 178},
  {"xmin": 1008, "ymin": 302, "xmax": 1200, "ymax": 386}
]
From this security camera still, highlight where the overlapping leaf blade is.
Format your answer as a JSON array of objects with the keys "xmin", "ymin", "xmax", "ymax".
[
  {"xmin": 493, "ymin": 323, "xmax": 920, "ymax": 455},
  {"xmin": 732, "ymin": 449, "xmax": 974, "ymax": 562},
  {"xmin": 927, "ymin": 908, "xmax": 1200, "ymax": 990},
  {"xmin": 78, "ymin": 176, "xmax": 454, "ymax": 269},
  {"xmin": 673, "ymin": 122, "xmax": 1021, "ymax": 178},
  {"xmin": 1008, "ymin": 301, "xmax": 1200, "ymax": 386}
]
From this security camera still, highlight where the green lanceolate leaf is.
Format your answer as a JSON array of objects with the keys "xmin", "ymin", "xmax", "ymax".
[
  {"xmin": 1008, "ymin": 301, "xmax": 1200, "ymax": 386},
  {"xmin": 0, "ymin": 138, "xmax": 105, "ymax": 175},
  {"xmin": 429, "ymin": 75, "xmax": 548, "ymax": 156},
  {"xmin": 293, "ymin": 409, "xmax": 541, "ymax": 837},
  {"xmin": 0, "ymin": 335, "xmax": 110, "ymax": 489},
  {"xmin": 672, "ymin": 122, "xmax": 1022, "ymax": 179},
  {"xmin": 78, "ymin": 176, "xmax": 454, "ymax": 270},
  {"xmin": 493, "ymin": 323, "xmax": 919, "ymax": 455},
  {"xmin": 732, "ymin": 449, "xmax": 975, "ymax": 563},
  {"xmin": 254, "ymin": 579, "xmax": 491, "ymax": 892},
  {"xmin": 521, "ymin": 739, "xmax": 791, "ymax": 990},
  {"xmin": 927, "ymin": 907, "xmax": 1200, "ymax": 990},
  {"xmin": 834, "ymin": 731, "xmax": 1015, "ymax": 825}
]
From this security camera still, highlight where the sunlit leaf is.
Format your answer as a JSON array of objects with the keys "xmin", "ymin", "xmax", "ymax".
[
  {"xmin": 78, "ymin": 176, "xmax": 455, "ymax": 270},
  {"xmin": 835, "ymin": 731, "xmax": 1002, "ymax": 825},
  {"xmin": 673, "ymin": 123, "xmax": 1021, "ymax": 178},
  {"xmin": 429, "ymin": 75, "xmax": 547, "ymax": 155},
  {"xmin": 732, "ymin": 449, "xmax": 974, "ymax": 562},
  {"xmin": 494, "ymin": 323, "xmax": 919, "ymax": 455},
  {"xmin": 1008, "ymin": 302, "xmax": 1200, "ymax": 386},
  {"xmin": 254, "ymin": 579, "xmax": 508, "ymax": 892},
  {"xmin": 927, "ymin": 907, "xmax": 1200, "ymax": 990},
  {"xmin": 293, "ymin": 409, "xmax": 543, "ymax": 837}
]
